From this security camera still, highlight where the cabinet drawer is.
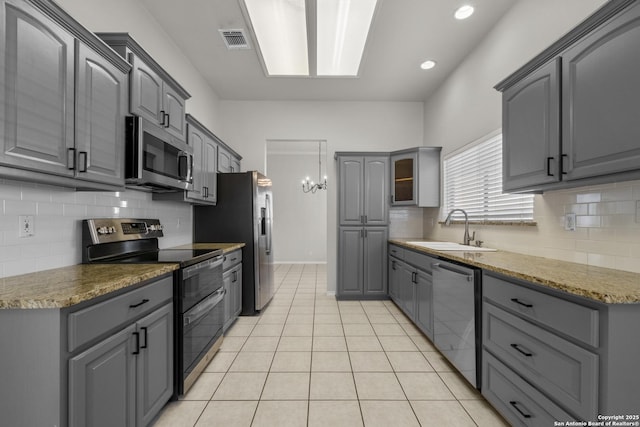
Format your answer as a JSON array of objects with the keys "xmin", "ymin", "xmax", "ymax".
[
  {"xmin": 483, "ymin": 303, "xmax": 598, "ymax": 419},
  {"xmin": 388, "ymin": 244, "xmax": 404, "ymax": 260},
  {"xmin": 403, "ymin": 249, "xmax": 436, "ymax": 273},
  {"xmin": 223, "ymin": 249, "xmax": 242, "ymax": 270},
  {"xmin": 483, "ymin": 351, "xmax": 575, "ymax": 427},
  {"xmin": 68, "ymin": 275, "xmax": 173, "ymax": 352},
  {"xmin": 483, "ymin": 274, "xmax": 599, "ymax": 347}
]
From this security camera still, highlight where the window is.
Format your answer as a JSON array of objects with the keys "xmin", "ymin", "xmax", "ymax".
[{"xmin": 443, "ymin": 132, "xmax": 534, "ymax": 222}]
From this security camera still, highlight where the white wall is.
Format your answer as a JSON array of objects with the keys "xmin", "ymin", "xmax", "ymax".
[
  {"xmin": 420, "ymin": 0, "xmax": 640, "ymax": 274},
  {"xmin": 219, "ymin": 101, "xmax": 425, "ymax": 291},
  {"xmin": 266, "ymin": 150, "xmax": 327, "ymax": 263}
]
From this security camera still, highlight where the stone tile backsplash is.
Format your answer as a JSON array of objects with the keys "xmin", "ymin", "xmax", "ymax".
[
  {"xmin": 423, "ymin": 179, "xmax": 640, "ymax": 274},
  {"xmin": 0, "ymin": 179, "xmax": 192, "ymax": 278}
]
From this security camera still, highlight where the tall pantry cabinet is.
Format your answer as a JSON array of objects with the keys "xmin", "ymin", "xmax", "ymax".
[{"xmin": 336, "ymin": 153, "xmax": 389, "ymax": 299}]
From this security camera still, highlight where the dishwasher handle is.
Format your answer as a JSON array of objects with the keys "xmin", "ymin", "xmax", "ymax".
[{"xmin": 432, "ymin": 263, "xmax": 473, "ymax": 281}]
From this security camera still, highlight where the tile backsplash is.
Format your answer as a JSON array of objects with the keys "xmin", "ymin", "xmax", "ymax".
[
  {"xmin": 424, "ymin": 179, "xmax": 640, "ymax": 274},
  {"xmin": 0, "ymin": 179, "xmax": 192, "ymax": 278}
]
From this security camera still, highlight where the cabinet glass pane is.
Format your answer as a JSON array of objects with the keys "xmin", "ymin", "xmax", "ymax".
[{"xmin": 394, "ymin": 158, "xmax": 414, "ymax": 201}]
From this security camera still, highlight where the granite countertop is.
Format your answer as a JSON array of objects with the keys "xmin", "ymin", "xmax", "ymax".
[
  {"xmin": 390, "ymin": 239, "xmax": 640, "ymax": 304},
  {"xmin": 0, "ymin": 264, "xmax": 178, "ymax": 309},
  {"xmin": 171, "ymin": 242, "xmax": 245, "ymax": 253}
]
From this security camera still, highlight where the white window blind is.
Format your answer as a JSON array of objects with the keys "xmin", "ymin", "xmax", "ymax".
[{"xmin": 443, "ymin": 134, "xmax": 534, "ymax": 222}]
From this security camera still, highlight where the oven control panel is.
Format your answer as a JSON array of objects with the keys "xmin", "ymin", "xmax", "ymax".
[{"xmin": 83, "ymin": 218, "xmax": 164, "ymax": 244}]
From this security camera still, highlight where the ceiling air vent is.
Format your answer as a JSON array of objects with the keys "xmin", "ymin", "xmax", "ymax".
[{"xmin": 219, "ymin": 29, "xmax": 250, "ymax": 50}]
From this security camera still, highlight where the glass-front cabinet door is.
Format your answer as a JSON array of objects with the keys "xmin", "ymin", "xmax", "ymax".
[{"xmin": 391, "ymin": 152, "xmax": 417, "ymax": 205}]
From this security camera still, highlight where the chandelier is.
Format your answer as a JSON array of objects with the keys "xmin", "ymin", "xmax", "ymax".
[{"xmin": 301, "ymin": 141, "xmax": 327, "ymax": 193}]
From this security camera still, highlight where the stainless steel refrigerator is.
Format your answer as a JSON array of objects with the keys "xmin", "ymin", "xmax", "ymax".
[{"xmin": 193, "ymin": 171, "xmax": 274, "ymax": 314}]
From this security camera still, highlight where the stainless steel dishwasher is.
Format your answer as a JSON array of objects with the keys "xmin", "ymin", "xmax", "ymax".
[{"xmin": 432, "ymin": 259, "xmax": 482, "ymax": 389}]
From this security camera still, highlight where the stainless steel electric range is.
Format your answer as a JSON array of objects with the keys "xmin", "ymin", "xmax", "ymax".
[{"xmin": 82, "ymin": 218, "xmax": 224, "ymax": 396}]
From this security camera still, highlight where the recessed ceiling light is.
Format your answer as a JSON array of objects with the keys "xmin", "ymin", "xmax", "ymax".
[
  {"xmin": 454, "ymin": 5, "xmax": 475, "ymax": 20},
  {"xmin": 420, "ymin": 60, "xmax": 436, "ymax": 70}
]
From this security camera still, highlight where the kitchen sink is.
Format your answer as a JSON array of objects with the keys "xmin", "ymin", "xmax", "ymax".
[{"xmin": 406, "ymin": 241, "xmax": 497, "ymax": 252}]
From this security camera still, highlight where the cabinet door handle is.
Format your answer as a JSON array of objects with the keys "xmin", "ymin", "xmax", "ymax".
[
  {"xmin": 132, "ymin": 331, "xmax": 140, "ymax": 355},
  {"xmin": 364, "ymin": 229, "xmax": 368, "ymax": 238},
  {"xmin": 165, "ymin": 113, "xmax": 170, "ymax": 128},
  {"xmin": 561, "ymin": 154, "xmax": 568, "ymax": 175},
  {"xmin": 129, "ymin": 298, "xmax": 150, "ymax": 308},
  {"xmin": 232, "ymin": 271, "xmax": 238, "ymax": 282},
  {"xmin": 364, "ymin": 215, "xmax": 368, "ymax": 223},
  {"xmin": 411, "ymin": 271, "xmax": 417, "ymax": 283},
  {"xmin": 160, "ymin": 110, "xmax": 166, "ymax": 126},
  {"xmin": 360, "ymin": 229, "xmax": 364, "ymax": 238},
  {"xmin": 390, "ymin": 195, "xmax": 394, "ymax": 204},
  {"xmin": 509, "ymin": 401, "xmax": 532, "ymax": 419},
  {"xmin": 546, "ymin": 157, "xmax": 554, "ymax": 177},
  {"xmin": 140, "ymin": 327, "xmax": 148, "ymax": 349},
  {"xmin": 78, "ymin": 151, "xmax": 88, "ymax": 173},
  {"xmin": 510, "ymin": 298, "xmax": 533, "ymax": 308},
  {"xmin": 510, "ymin": 343, "xmax": 533, "ymax": 357},
  {"xmin": 391, "ymin": 260, "xmax": 396, "ymax": 271},
  {"xmin": 67, "ymin": 148, "xmax": 76, "ymax": 170}
]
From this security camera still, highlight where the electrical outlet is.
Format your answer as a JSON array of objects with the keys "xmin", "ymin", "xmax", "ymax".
[
  {"xmin": 564, "ymin": 213, "xmax": 576, "ymax": 231},
  {"xmin": 19, "ymin": 215, "xmax": 34, "ymax": 238}
]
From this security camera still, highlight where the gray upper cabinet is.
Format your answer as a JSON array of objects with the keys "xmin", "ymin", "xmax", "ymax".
[
  {"xmin": 562, "ymin": 1, "xmax": 640, "ymax": 181},
  {"xmin": 0, "ymin": 0, "xmax": 130, "ymax": 189},
  {"xmin": 153, "ymin": 114, "xmax": 218, "ymax": 204},
  {"xmin": 97, "ymin": 33, "xmax": 190, "ymax": 142},
  {"xmin": 497, "ymin": 0, "xmax": 640, "ymax": 192},
  {"xmin": 218, "ymin": 143, "xmax": 242, "ymax": 173},
  {"xmin": 390, "ymin": 147, "xmax": 441, "ymax": 207},
  {"xmin": 75, "ymin": 41, "xmax": 127, "ymax": 186},
  {"xmin": 0, "ymin": 0, "xmax": 75, "ymax": 177},
  {"xmin": 338, "ymin": 154, "xmax": 389, "ymax": 226},
  {"xmin": 502, "ymin": 59, "xmax": 560, "ymax": 192},
  {"xmin": 130, "ymin": 53, "xmax": 186, "ymax": 141}
]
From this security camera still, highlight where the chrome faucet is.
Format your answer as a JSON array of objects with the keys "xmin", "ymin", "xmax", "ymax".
[{"xmin": 444, "ymin": 209, "xmax": 475, "ymax": 246}]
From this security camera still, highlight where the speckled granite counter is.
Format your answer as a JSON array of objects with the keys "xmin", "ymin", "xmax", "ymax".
[
  {"xmin": 390, "ymin": 239, "xmax": 640, "ymax": 304},
  {"xmin": 172, "ymin": 242, "xmax": 245, "ymax": 253},
  {"xmin": 0, "ymin": 264, "xmax": 177, "ymax": 309}
]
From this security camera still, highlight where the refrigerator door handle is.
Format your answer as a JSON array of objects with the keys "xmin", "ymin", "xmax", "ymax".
[{"xmin": 265, "ymin": 194, "xmax": 272, "ymax": 255}]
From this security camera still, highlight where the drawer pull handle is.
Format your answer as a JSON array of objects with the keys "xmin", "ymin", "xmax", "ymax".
[
  {"xmin": 511, "ymin": 343, "xmax": 533, "ymax": 357},
  {"xmin": 509, "ymin": 401, "xmax": 532, "ymax": 419},
  {"xmin": 132, "ymin": 331, "xmax": 140, "ymax": 355},
  {"xmin": 129, "ymin": 298, "xmax": 150, "ymax": 308},
  {"xmin": 510, "ymin": 298, "xmax": 533, "ymax": 308}
]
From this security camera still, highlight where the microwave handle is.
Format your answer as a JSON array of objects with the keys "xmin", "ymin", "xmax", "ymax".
[{"xmin": 178, "ymin": 152, "xmax": 192, "ymax": 182}]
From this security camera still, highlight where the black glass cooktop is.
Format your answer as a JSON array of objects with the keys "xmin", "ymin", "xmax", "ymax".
[{"xmin": 103, "ymin": 249, "xmax": 222, "ymax": 268}]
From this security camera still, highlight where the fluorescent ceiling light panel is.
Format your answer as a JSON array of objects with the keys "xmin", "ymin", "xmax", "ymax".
[
  {"xmin": 317, "ymin": 0, "xmax": 378, "ymax": 76},
  {"xmin": 244, "ymin": 0, "xmax": 309, "ymax": 75}
]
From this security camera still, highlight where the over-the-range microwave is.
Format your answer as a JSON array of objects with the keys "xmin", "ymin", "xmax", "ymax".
[{"xmin": 125, "ymin": 115, "xmax": 193, "ymax": 192}]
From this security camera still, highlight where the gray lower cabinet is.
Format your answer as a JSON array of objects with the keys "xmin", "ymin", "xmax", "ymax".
[
  {"xmin": 388, "ymin": 246, "xmax": 435, "ymax": 339},
  {"xmin": 0, "ymin": 274, "xmax": 173, "ymax": 427},
  {"xmin": 337, "ymin": 226, "xmax": 388, "ymax": 298},
  {"xmin": 482, "ymin": 271, "xmax": 640, "ymax": 424},
  {"xmin": 0, "ymin": 0, "xmax": 129, "ymax": 189},
  {"xmin": 497, "ymin": 0, "xmax": 640, "ymax": 192},
  {"xmin": 223, "ymin": 249, "xmax": 243, "ymax": 331},
  {"xmin": 69, "ymin": 302, "xmax": 173, "ymax": 427}
]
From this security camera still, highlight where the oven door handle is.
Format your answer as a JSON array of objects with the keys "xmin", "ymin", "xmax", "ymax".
[
  {"xmin": 183, "ymin": 287, "xmax": 226, "ymax": 327},
  {"xmin": 182, "ymin": 255, "xmax": 223, "ymax": 280}
]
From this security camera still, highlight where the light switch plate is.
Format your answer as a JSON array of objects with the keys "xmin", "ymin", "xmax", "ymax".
[
  {"xmin": 564, "ymin": 213, "xmax": 576, "ymax": 231},
  {"xmin": 19, "ymin": 215, "xmax": 34, "ymax": 238}
]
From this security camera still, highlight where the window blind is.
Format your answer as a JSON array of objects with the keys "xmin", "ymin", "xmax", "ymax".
[{"xmin": 443, "ymin": 134, "xmax": 534, "ymax": 221}]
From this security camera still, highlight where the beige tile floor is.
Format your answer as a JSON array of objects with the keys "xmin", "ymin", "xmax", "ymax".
[{"xmin": 152, "ymin": 264, "xmax": 510, "ymax": 427}]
